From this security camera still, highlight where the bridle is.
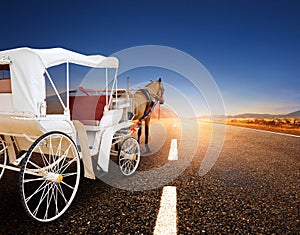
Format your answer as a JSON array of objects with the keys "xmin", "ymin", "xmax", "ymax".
[{"xmin": 146, "ymin": 81, "xmax": 164, "ymax": 104}]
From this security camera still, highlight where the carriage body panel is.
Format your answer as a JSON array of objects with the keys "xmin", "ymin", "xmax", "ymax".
[{"xmin": 0, "ymin": 47, "xmax": 141, "ymax": 222}]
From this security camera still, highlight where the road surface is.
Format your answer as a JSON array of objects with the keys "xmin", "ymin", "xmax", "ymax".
[{"xmin": 0, "ymin": 119, "xmax": 299, "ymax": 234}]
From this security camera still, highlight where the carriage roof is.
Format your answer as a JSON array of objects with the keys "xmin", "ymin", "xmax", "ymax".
[
  {"xmin": 0, "ymin": 47, "xmax": 118, "ymax": 117},
  {"xmin": 0, "ymin": 47, "xmax": 119, "ymax": 69}
]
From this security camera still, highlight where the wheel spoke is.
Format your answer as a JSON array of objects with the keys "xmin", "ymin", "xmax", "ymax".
[
  {"xmin": 57, "ymin": 155, "xmax": 67, "ymax": 174},
  {"xmin": 49, "ymin": 135, "xmax": 56, "ymax": 171},
  {"xmin": 122, "ymin": 161, "xmax": 130, "ymax": 174},
  {"xmin": 54, "ymin": 184, "xmax": 59, "ymax": 216},
  {"xmin": 60, "ymin": 157, "xmax": 78, "ymax": 174},
  {"xmin": 25, "ymin": 180, "xmax": 47, "ymax": 203},
  {"xmin": 55, "ymin": 143, "xmax": 73, "ymax": 174},
  {"xmin": 129, "ymin": 160, "xmax": 135, "ymax": 168},
  {"xmin": 32, "ymin": 183, "xmax": 50, "ymax": 216},
  {"xmin": 44, "ymin": 183, "xmax": 55, "ymax": 220},
  {"xmin": 55, "ymin": 136, "xmax": 63, "ymax": 160},
  {"xmin": 124, "ymin": 163, "xmax": 129, "ymax": 174},
  {"xmin": 127, "ymin": 161, "xmax": 133, "ymax": 172},
  {"xmin": 123, "ymin": 145, "xmax": 134, "ymax": 153},
  {"xmin": 23, "ymin": 177, "xmax": 45, "ymax": 183},
  {"xmin": 56, "ymin": 183, "xmax": 68, "ymax": 204},
  {"xmin": 39, "ymin": 145, "xmax": 50, "ymax": 169},
  {"xmin": 121, "ymin": 163, "xmax": 126, "ymax": 173},
  {"xmin": 61, "ymin": 181, "xmax": 74, "ymax": 190},
  {"xmin": 27, "ymin": 160, "xmax": 42, "ymax": 170},
  {"xmin": 62, "ymin": 172, "xmax": 78, "ymax": 177}
]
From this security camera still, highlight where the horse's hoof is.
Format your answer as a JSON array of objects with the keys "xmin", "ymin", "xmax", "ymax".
[{"xmin": 140, "ymin": 145, "xmax": 152, "ymax": 155}]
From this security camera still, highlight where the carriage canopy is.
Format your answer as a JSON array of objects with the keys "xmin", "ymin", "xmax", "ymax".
[{"xmin": 0, "ymin": 47, "xmax": 119, "ymax": 117}]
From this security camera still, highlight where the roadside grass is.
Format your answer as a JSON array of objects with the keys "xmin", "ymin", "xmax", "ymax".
[{"xmin": 226, "ymin": 118, "xmax": 300, "ymax": 136}]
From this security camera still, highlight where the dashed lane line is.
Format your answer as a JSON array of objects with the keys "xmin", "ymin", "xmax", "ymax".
[
  {"xmin": 154, "ymin": 186, "xmax": 177, "ymax": 235},
  {"xmin": 168, "ymin": 139, "xmax": 178, "ymax": 161}
]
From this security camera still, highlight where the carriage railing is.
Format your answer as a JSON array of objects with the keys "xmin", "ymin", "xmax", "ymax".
[{"xmin": 44, "ymin": 63, "xmax": 118, "ymax": 118}]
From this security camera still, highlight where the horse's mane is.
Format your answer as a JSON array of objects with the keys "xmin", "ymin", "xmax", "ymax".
[{"xmin": 145, "ymin": 80, "xmax": 154, "ymax": 87}]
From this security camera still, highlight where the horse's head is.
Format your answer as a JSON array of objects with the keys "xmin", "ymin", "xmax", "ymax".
[
  {"xmin": 157, "ymin": 78, "xmax": 165, "ymax": 104},
  {"xmin": 146, "ymin": 78, "xmax": 165, "ymax": 104}
]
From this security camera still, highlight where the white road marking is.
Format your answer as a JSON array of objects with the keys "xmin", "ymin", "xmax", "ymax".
[
  {"xmin": 198, "ymin": 120, "xmax": 300, "ymax": 138},
  {"xmin": 228, "ymin": 124, "xmax": 300, "ymax": 138},
  {"xmin": 168, "ymin": 139, "xmax": 178, "ymax": 160},
  {"xmin": 154, "ymin": 186, "xmax": 177, "ymax": 235},
  {"xmin": 254, "ymin": 128, "xmax": 300, "ymax": 138}
]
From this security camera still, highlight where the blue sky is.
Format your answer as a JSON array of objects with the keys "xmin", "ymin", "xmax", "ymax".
[{"xmin": 1, "ymin": 0, "xmax": 300, "ymax": 115}]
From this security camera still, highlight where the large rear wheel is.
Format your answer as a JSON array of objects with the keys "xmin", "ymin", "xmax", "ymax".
[{"xmin": 19, "ymin": 131, "xmax": 80, "ymax": 222}]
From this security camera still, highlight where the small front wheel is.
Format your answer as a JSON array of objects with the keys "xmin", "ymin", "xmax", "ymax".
[
  {"xmin": 19, "ymin": 131, "xmax": 80, "ymax": 222},
  {"xmin": 0, "ymin": 136, "xmax": 8, "ymax": 180},
  {"xmin": 118, "ymin": 137, "xmax": 140, "ymax": 176}
]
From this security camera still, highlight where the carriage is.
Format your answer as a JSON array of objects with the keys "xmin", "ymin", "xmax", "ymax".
[{"xmin": 0, "ymin": 47, "xmax": 141, "ymax": 222}]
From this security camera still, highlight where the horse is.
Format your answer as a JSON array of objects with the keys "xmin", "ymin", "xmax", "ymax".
[{"xmin": 126, "ymin": 78, "xmax": 165, "ymax": 152}]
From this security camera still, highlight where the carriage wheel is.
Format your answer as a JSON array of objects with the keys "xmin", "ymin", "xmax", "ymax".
[
  {"xmin": 118, "ymin": 137, "xmax": 140, "ymax": 176},
  {"xmin": 0, "ymin": 136, "xmax": 8, "ymax": 180},
  {"xmin": 19, "ymin": 131, "xmax": 80, "ymax": 222}
]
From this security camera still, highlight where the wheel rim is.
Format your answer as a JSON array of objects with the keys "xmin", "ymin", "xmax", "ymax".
[
  {"xmin": 0, "ymin": 136, "xmax": 7, "ymax": 179},
  {"xmin": 119, "ymin": 137, "xmax": 140, "ymax": 176},
  {"xmin": 20, "ymin": 132, "xmax": 80, "ymax": 222}
]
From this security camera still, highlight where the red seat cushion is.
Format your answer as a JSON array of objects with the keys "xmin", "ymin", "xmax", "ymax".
[{"xmin": 69, "ymin": 95, "xmax": 108, "ymax": 123}]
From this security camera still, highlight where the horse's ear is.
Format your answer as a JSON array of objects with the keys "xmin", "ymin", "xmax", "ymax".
[{"xmin": 158, "ymin": 78, "xmax": 162, "ymax": 82}]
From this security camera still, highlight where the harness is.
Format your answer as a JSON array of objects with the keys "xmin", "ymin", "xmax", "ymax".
[
  {"xmin": 133, "ymin": 81, "xmax": 164, "ymax": 131},
  {"xmin": 140, "ymin": 89, "xmax": 155, "ymax": 120},
  {"xmin": 131, "ymin": 82, "xmax": 164, "ymax": 131},
  {"xmin": 137, "ymin": 88, "xmax": 160, "ymax": 125}
]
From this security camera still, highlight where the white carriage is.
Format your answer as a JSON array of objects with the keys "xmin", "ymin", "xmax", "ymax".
[{"xmin": 0, "ymin": 47, "xmax": 140, "ymax": 222}]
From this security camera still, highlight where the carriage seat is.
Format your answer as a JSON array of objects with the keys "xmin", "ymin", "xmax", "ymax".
[
  {"xmin": 81, "ymin": 109, "xmax": 123, "ymax": 132},
  {"xmin": 0, "ymin": 78, "xmax": 12, "ymax": 93},
  {"xmin": 69, "ymin": 95, "xmax": 107, "ymax": 126}
]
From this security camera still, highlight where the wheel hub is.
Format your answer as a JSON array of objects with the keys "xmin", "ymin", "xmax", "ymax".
[
  {"xmin": 124, "ymin": 153, "xmax": 136, "ymax": 160},
  {"xmin": 44, "ymin": 172, "xmax": 63, "ymax": 183}
]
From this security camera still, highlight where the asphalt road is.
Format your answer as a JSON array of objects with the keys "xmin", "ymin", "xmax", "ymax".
[{"xmin": 0, "ymin": 119, "xmax": 299, "ymax": 234}]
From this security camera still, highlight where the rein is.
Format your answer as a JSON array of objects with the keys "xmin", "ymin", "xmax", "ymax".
[{"xmin": 139, "ymin": 88, "xmax": 159, "ymax": 121}]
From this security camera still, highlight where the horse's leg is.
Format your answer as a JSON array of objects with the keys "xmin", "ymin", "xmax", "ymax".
[
  {"xmin": 145, "ymin": 117, "xmax": 151, "ymax": 153},
  {"xmin": 137, "ymin": 120, "xmax": 142, "ymax": 144},
  {"xmin": 145, "ymin": 117, "xmax": 150, "ymax": 145}
]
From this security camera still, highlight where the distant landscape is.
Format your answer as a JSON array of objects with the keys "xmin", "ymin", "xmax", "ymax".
[
  {"xmin": 193, "ymin": 110, "xmax": 300, "ymax": 136},
  {"xmin": 225, "ymin": 110, "xmax": 300, "ymax": 135},
  {"xmin": 154, "ymin": 106, "xmax": 300, "ymax": 135}
]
